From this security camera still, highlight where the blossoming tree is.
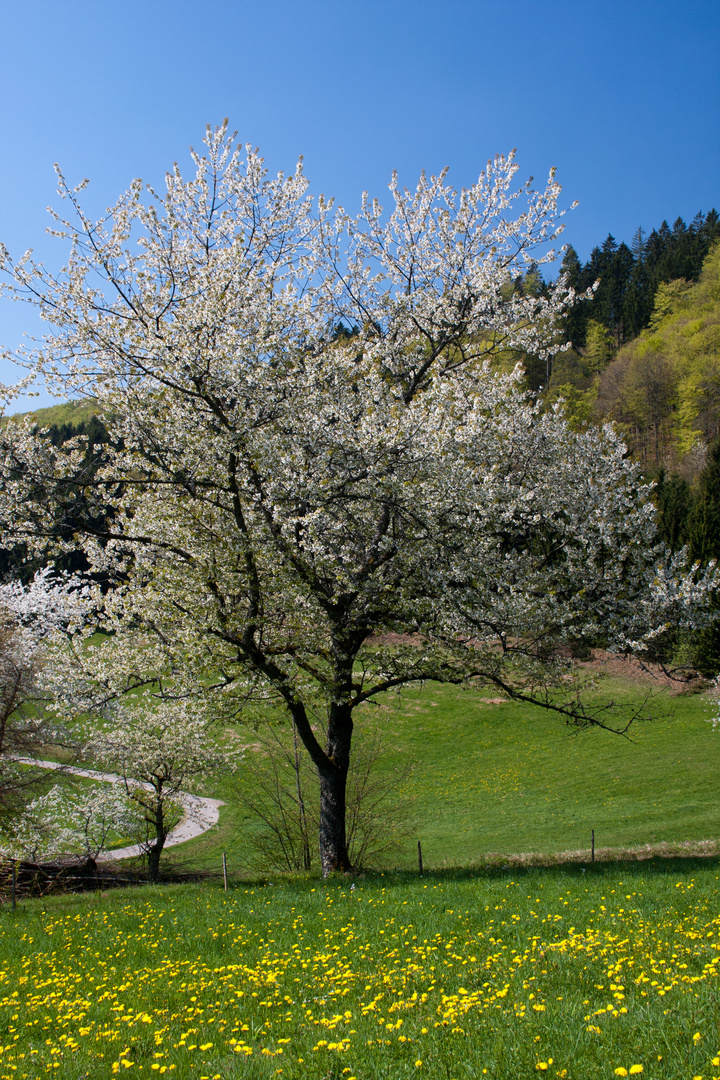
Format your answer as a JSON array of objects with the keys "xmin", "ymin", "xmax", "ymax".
[
  {"xmin": 0, "ymin": 781, "xmax": 134, "ymax": 863},
  {"xmin": 88, "ymin": 702, "xmax": 233, "ymax": 881},
  {"xmin": 0, "ymin": 125, "xmax": 714, "ymax": 873},
  {"xmin": 0, "ymin": 571, "xmax": 88, "ymax": 813}
]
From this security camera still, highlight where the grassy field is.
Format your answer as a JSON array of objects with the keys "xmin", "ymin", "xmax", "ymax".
[
  {"xmin": 4, "ymin": 669, "xmax": 720, "ymax": 1078},
  {"xmin": 2, "ymin": 862, "xmax": 720, "ymax": 1078},
  {"xmin": 160, "ymin": 670, "xmax": 720, "ymax": 876}
]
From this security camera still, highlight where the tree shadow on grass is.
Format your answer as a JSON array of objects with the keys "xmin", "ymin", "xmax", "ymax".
[{"xmin": 347, "ymin": 847, "xmax": 720, "ymax": 888}]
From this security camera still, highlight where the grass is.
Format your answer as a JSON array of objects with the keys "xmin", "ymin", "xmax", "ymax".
[
  {"xmin": 2, "ymin": 862, "xmax": 720, "ymax": 1078},
  {"xmin": 161, "ymin": 672, "xmax": 720, "ymax": 875},
  {"xmin": 376, "ymin": 677, "xmax": 720, "ymax": 862},
  {"xmin": 4, "ymin": 669, "xmax": 720, "ymax": 1077}
]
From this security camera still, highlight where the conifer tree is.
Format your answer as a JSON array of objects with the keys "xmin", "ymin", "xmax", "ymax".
[
  {"xmin": 688, "ymin": 441, "xmax": 720, "ymax": 565},
  {"xmin": 559, "ymin": 244, "xmax": 587, "ymax": 347}
]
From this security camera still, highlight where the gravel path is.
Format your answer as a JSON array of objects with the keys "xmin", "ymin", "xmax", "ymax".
[{"xmin": 16, "ymin": 758, "xmax": 224, "ymax": 860}]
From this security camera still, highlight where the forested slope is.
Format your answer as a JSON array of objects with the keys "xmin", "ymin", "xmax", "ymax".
[{"xmin": 548, "ymin": 240, "xmax": 720, "ymax": 474}]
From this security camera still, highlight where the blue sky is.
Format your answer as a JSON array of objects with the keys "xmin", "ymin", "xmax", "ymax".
[{"xmin": 1, "ymin": 0, "xmax": 718, "ymax": 409}]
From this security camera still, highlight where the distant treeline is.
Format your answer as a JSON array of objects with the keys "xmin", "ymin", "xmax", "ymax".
[
  {"xmin": 543, "ymin": 238, "xmax": 720, "ymax": 475},
  {"xmin": 652, "ymin": 442, "xmax": 720, "ymax": 676},
  {"xmin": 559, "ymin": 209, "xmax": 720, "ymax": 351}
]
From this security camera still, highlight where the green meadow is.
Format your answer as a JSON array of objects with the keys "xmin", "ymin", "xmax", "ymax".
[
  {"xmin": 2, "ymin": 864, "xmax": 720, "ymax": 1078},
  {"xmin": 167, "ymin": 672, "xmax": 720, "ymax": 875},
  {"xmin": 3, "ymin": 671, "xmax": 720, "ymax": 1078}
]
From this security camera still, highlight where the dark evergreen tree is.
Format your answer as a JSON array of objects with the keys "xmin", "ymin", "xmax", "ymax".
[
  {"xmin": 622, "ymin": 256, "xmax": 654, "ymax": 340},
  {"xmin": 609, "ymin": 241, "xmax": 635, "ymax": 344},
  {"xmin": 554, "ymin": 209, "xmax": 720, "ymax": 357},
  {"xmin": 688, "ymin": 441, "xmax": 720, "ymax": 565},
  {"xmin": 586, "ymin": 236, "xmax": 616, "ymax": 330},
  {"xmin": 631, "ymin": 226, "xmax": 647, "ymax": 260},
  {"xmin": 644, "ymin": 223, "xmax": 670, "ymax": 288},
  {"xmin": 701, "ymin": 208, "xmax": 720, "ymax": 245},
  {"xmin": 654, "ymin": 469, "xmax": 692, "ymax": 550},
  {"xmin": 685, "ymin": 441, "xmax": 720, "ymax": 676},
  {"xmin": 559, "ymin": 244, "xmax": 587, "ymax": 347}
]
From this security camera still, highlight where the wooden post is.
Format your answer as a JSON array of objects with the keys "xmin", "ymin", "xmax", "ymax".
[
  {"xmin": 591, "ymin": 830, "xmax": 595, "ymax": 864},
  {"xmin": 222, "ymin": 852, "xmax": 228, "ymax": 892},
  {"xmin": 417, "ymin": 840, "xmax": 423, "ymax": 876},
  {"xmin": 11, "ymin": 862, "xmax": 16, "ymax": 911}
]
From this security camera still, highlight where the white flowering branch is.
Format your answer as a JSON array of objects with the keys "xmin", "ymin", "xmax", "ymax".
[{"xmin": 0, "ymin": 124, "xmax": 716, "ymax": 874}]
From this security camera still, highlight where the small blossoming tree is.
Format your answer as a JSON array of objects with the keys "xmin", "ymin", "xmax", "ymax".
[
  {"xmin": 0, "ymin": 570, "xmax": 89, "ymax": 814},
  {"xmin": 0, "ymin": 781, "xmax": 135, "ymax": 863},
  {"xmin": 88, "ymin": 702, "xmax": 234, "ymax": 881},
  {"xmin": 0, "ymin": 125, "xmax": 716, "ymax": 873}
]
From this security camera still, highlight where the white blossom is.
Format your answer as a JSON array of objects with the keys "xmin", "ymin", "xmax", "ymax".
[
  {"xmin": 86, "ymin": 701, "xmax": 238, "ymax": 878},
  {"xmin": 0, "ymin": 571, "xmax": 91, "ymax": 793},
  {"xmin": 0, "ymin": 781, "xmax": 134, "ymax": 861},
  {"xmin": 0, "ymin": 125, "xmax": 715, "ymax": 873}
]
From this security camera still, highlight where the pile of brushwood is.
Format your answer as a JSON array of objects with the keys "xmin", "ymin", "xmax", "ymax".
[{"xmin": 0, "ymin": 856, "xmax": 214, "ymax": 900}]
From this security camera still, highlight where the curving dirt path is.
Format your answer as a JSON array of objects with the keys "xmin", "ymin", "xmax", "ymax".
[{"xmin": 16, "ymin": 758, "xmax": 224, "ymax": 860}]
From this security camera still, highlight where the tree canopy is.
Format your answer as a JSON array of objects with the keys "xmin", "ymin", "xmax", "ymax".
[{"xmin": 0, "ymin": 125, "xmax": 714, "ymax": 873}]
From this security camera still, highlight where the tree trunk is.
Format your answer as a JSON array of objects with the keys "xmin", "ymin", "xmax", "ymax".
[
  {"xmin": 318, "ymin": 702, "xmax": 353, "ymax": 876},
  {"xmin": 146, "ymin": 789, "xmax": 167, "ymax": 884},
  {"xmin": 147, "ymin": 839, "xmax": 164, "ymax": 883},
  {"xmin": 292, "ymin": 720, "xmax": 312, "ymax": 871}
]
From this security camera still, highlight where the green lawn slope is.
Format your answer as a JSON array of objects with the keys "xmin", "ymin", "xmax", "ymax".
[
  {"xmin": 166, "ymin": 667, "xmax": 720, "ymax": 875},
  {"xmin": 4, "ymin": 669, "xmax": 720, "ymax": 1080},
  {"xmin": 2, "ymin": 397, "xmax": 99, "ymax": 427}
]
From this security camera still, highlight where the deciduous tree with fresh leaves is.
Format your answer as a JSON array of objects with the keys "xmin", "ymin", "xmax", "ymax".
[{"xmin": 0, "ymin": 125, "xmax": 715, "ymax": 873}]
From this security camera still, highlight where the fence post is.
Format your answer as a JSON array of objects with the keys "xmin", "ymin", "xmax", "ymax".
[
  {"xmin": 591, "ymin": 830, "xmax": 595, "ymax": 864},
  {"xmin": 417, "ymin": 840, "xmax": 423, "ymax": 876},
  {"xmin": 11, "ymin": 861, "xmax": 16, "ymax": 910},
  {"xmin": 222, "ymin": 852, "xmax": 228, "ymax": 892}
]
